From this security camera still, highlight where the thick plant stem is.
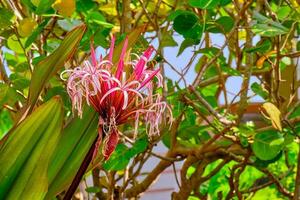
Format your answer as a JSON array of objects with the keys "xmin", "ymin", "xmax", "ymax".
[{"xmin": 63, "ymin": 134, "xmax": 99, "ymax": 200}]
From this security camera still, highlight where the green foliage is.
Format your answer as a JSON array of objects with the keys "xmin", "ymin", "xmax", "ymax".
[
  {"xmin": 188, "ymin": 0, "xmax": 220, "ymax": 9},
  {"xmin": 26, "ymin": 25, "xmax": 86, "ymax": 113},
  {"xmin": 252, "ymin": 130, "xmax": 284, "ymax": 161},
  {"xmin": 103, "ymin": 137, "xmax": 148, "ymax": 171},
  {"xmin": 0, "ymin": 97, "xmax": 63, "ymax": 199},
  {"xmin": 1, "ymin": 0, "xmax": 300, "ymax": 199}
]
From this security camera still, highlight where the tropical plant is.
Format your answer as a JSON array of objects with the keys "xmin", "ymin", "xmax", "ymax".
[{"xmin": 1, "ymin": 0, "xmax": 300, "ymax": 199}]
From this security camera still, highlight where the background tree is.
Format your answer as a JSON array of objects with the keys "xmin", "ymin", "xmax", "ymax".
[{"xmin": 1, "ymin": 0, "xmax": 300, "ymax": 199}]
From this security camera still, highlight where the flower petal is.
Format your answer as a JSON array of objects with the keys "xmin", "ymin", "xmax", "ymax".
[{"xmin": 135, "ymin": 46, "xmax": 154, "ymax": 79}]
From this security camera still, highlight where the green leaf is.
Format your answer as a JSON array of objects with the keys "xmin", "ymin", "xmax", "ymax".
[
  {"xmin": 251, "ymin": 82, "xmax": 268, "ymax": 99},
  {"xmin": 277, "ymin": 6, "xmax": 291, "ymax": 20},
  {"xmin": 173, "ymin": 11, "xmax": 198, "ymax": 35},
  {"xmin": 103, "ymin": 138, "xmax": 148, "ymax": 171},
  {"xmin": 46, "ymin": 106, "xmax": 98, "ymax": 199},
  {"xmin": 35, "ymin": 0, "xmax": 55, "ymax": 14},
  {"xmin": 25, "ymin": 24, "xmax": 86, "ymax": 113},
  {"xmin": 183, "ymin": 23, "xmax": 203, "ymax": 40},
  {"xmin": 0, "ymin": 109, "xmax": 13, "ymax": 140},
  {"xmin": 220, "ymin": 0, "xmax": 231, "ymax": 6},
  {"xmin": 9, "ymin": 73, "xmax": 30, "ymax": 90},
  {"xmin": 216, "ymin": 16, "xmax": 234, "ymax": 33},
  {"xmin": 245, "ymin": 39, "xmax": 272, "ymax": 53},
  {"xmin": 86, "ymin": 11, "xmax": 114, "ymax": 28},
  {"xmin": 252, "ymin": 130, "xmax": 284, "ymax": 161},
  {"xmin": 0, "ymin": 97, "xmax": 63, "ymax": 199},
  {"xmin": 0, "ymin": 83, "xmax": 19, "ymax": 107},
  {"xmin": 197, "ymin": 47, "xmax": 220, "ymax": 58},
  {"xmin": 252, "ymin": 11, "xmax": 289, "ymax": 37},
  {"xmin": 160, "ymin": 31, "xmax": 178, "ymax": 48},
  {"xmin": 0, "ymin": 8, "xmax": 14, "ymax": 28},
  {"xmin": 221, "ymin": 65, "xmax": 241, "ymax": 76},
  {"xmin": 189, "ymin": 0, "xmax": 220, "ymax": 9},
  {"xmin": 177, "ymin": 38, "xmax": 198, "ymax": 57},
  {"xmin": 76, "ymin": 0, "xmax": 96, "ymax": 13},
  {"xmin": 289, "ymin": 107, "xmax": 300, "ymax": 119},
  {"xmin": 85, "ymin": 186, "xmax": 100, "ymax": 193},
  {"xmin": 7, "ymin": 35, "xmax": 27, "ymax": 54},
  {"xmin": 25, "ymin": 18, "xmax": 50, "ymax": 48},
  {"xmin": 168, "ymin": 9, "xmax": 186, "ymax": 21},
  {"xmin": 207, "ymin": 16, "xmax": 234, "ymax": 33},
  {"xmin": 270, "ymin": 137, "xmax": 285, "ymax": 146}
]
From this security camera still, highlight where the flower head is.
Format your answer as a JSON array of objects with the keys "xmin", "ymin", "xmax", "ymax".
[{"xmin": 62, "ymin": 36, "xmax": 172, "ymax": 160}]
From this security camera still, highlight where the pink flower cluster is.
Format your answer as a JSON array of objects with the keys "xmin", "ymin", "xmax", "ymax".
[{"xmin": 62, "ymin": 37, "xmax": 171, "ymax": 160}]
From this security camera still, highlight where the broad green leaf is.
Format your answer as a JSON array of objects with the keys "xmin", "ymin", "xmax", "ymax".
[
  {"xmin": 173, "ymin": 11, "xmax": 198, "ymax": 35},
  {"xmin": 45, "ymin": 106, "xmax": 98, "ymax": 199},
  {"xmin": 252, "ymin": 11, "xmax": 289, "ymax": 37},
  {"xmin": 252, "ymin": 130, "xmax": 284, "ymax": 161},
  {"xmin": 85, "ymin": 186, "xmax": 101, "ymax": 193},
  {"xmin": 168, "ymin": 10, "xmax": 186, "ymax": 21},
  {"xmin": 207, "ymin": 16, "xmax": 234, "ymax": 33},
  {"xmin": 252, "ymin": 24, "xmax": 288, "ymax": 37},
  {"xmin": 7, "ymin": 35, "xmax": 27, "ymax": 54},
  {"xmin": 251, "ymin": 82, "xmax": 268, "ymax": 99},
  {"xmin": 160, "ymin": 31, "xmax": 178, "ymax": 48},
  {"xmin": 0, "ymin": 97, "xmax": 63, "ymax": 199},
  {"xmin": 200, "ymin": 84, "xmax": 218, "ymax": 96},
  {"xmin": 189, "ymin": 0, "xmax": 220, "ymax": 9},
  {"xmin": 0, "ymin": 83, "xmax": 19, "ymax": 107},
  {"xmin": 35, "ymin": 0, "xmax": 54, "ymax": 14},
  {"xmin": 177, "ymin": 38, "xmax": 198, "ymax": 57},
  {"xmin": 103, "ymin": 144, "xmax": 129, "ymax": 171},
  {"xmin": 177, "ymin": 125, "xmax": 201, "ymax": 147},
  {"xmin": 197, "ymin": 47, "xmax": 220, "ymax": 58},
  {"xmin": 0, "ymin": 8, "xmax": 14, "ymax": 28},
  {"xmin": 221, "ymin": 65, "xmax": 241, "ymax": 76},
  {"xmin": 261, "ymin": 102, "xmax": 282, "ymax": 131},
  {"xmin": 103, "ymin": 138, "xmax": 148, "ymax": 171},
  {"xmin": 86, "ymin": 11, "xmax": 114, "ymax": 28},
  {"xmin": 277, "ymin": 6, "xmax": 291, "ymax": 20},
  {"xmin": 183, "ymin": 23, "xmax": 203, "ymax": 40},
  {"xmin": 216, "ymin": 16, "xmax": 234, "ymax": 33},
  {"xmin": 289, "ymin": 106, "xmax": 300, "ymax": 119},
  {"xmin": 245, "ymin": 39, "xmax": 272, "ymax": 53},
  {"xmin": 9, "ymin": 73, "xmax": 30, "ymax": 90},
  {"xmin": 26, "ymin": 24, "xmax": 86, "ymax": 113},
  {"xmin": 270, "ymin": 137, "xmax": 285, "ymax": 146},
  {"xmin": 0, "ymin": 110, "xmax": 13, "ymax": 140},
  {"xmin": 220, "ymin": 0, "xmax": 231, "ymax": 6},
  {"xmin": 25, "ymin": 18, "xmax": 50, "ymax": 48},
  {"xmin": 76, "ymin": 0, "xmax": 96, "ymax": 12},
  {"xmin": 21, "ymin": 0, "xmax": 36, "ymax": 11}
]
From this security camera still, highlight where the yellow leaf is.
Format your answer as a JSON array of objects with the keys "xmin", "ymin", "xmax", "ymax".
[
  {"xmin": 52, "ymin": 0, "xmax": 76, "ymax": 17},
  {"xmin": 256, "ymin": 50, "xmax": 276, "ymax": 69},
  {"xmin": 261, "ymin": 102, "xmax": 282, "ymax": 131},
  {"xmin": 99, "ymin": 2, "xmax": 118, "ymax": 16},
  {"xmin": 17, "ymin": 18, "xmax": 37, "ymax": 38}
]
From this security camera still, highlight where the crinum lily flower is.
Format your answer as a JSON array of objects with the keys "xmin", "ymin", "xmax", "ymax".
[{"xmin": 62, "ymin": 36, "xmax": 172, "ymax": 160}]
